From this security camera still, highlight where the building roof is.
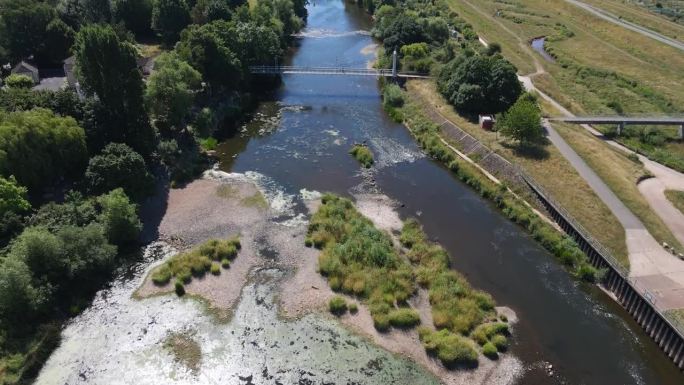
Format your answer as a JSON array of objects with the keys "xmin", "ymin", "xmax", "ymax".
[{"xmin": 12, "ymin": 61, "xmax": 38, "ymax": 75}]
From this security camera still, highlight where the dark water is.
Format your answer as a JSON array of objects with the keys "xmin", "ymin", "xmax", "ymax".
[
  {"xmin": 531, "ymin": 37, "xmax": 556, "ymax": 63},
  {"xmin": 215, "ymin": 1, "xmax": 684, "ymax": 384}
]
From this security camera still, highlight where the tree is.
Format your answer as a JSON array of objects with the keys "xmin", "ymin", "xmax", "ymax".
[
  {"xmin": 97, "ymin": 188, "xmax": 142, "ymax": 246},
  {"xmin": 74, "ymin": 25, "xmax": 156, "ymax": 156},
  {"xmin": 152, "ymin": 0, "xmax": 191, "ymax": 45},
  {"xmin": 145, "ymin": 52, "xmax": 202, "ymax": 131},
  {"xmin": 498, "ymin": 97, "xmax": 544, "ymax": 145},
  {"xmin": 43, "ymin": 19, "xmax": 76, "ymax": 65},
  {"xmin": 380, "ymin": 13, "xmax": 425, "ymax": 51},
  {"xmin": 3, "ymin": 74, "xmax": 34, "ymax": 89},
  {"xmin": 113, "ymin": 0, "xmax": 154, "ymax": 36},
  {"xmin": 0, "ymin": 176, "xmax": 30, "ymax": 216},
  {"xmin": 176, "ymin": 23, "xmax": 242, "ymax": 90},
  {"xmin": 0, "ymin": 256, "xmax": 47, "ymax": 322},
  {"xmin": 0, "ymin": 108, "xmax": 87, "ymax": 192},
  {"xmin": 0, "ymin": 0, "xmax": 55, "ymax": 60},
  {"xmin": 85, "ymin": 143, "xmax": 154, "ymax": 200},
  {"xmin": 231, "ymin": 21, "xmax": 282, "ymax": 65},
  {"xmin": 30, "ymin": 191, "xmax": 97, "ymax": 231}
]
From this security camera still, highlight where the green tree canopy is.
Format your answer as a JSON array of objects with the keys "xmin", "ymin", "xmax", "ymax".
[
  {"xmin": 176, "ymin": 22, "xmax": 242, "ymax": 90},
  {"xmin": 43, "ymin": 18, "xmax": 76, "ymax": 65},
  {"xmin": 152, "ymin": 0, "xmax": 191, "ymax": 45},
  {"xmin": 113, "ymin": 0, "xmax": 154, "ymax": 36},
  {"xmin": 498, "ymin": 97, "xmax": 544, "ymax": 145},
  {"xmin": 0, "ymin": 0, "xmax": 55, "ymax": 60},
  {"xmin": 0, "ymin": 176, "xmax": 30, "ymax": 217},
  {"xmin": 145, "ymin": 52, "xmax": 202, "ymax": 130},
  {"xmin": 97, "ymin": 188, "xmax": 142, "ymax": 246},
  {"xmin": 85, "ymin": 143, "xmax": 154, "ymax": 200},
  {"xmin": 74, "ymin": 24, "xmax": 156, "ymax": 156},
  {"xmin": 438, "ymin": 54, "xmax": 522, "ymax": 115},
  {"xmin": 0, "ymin": 108, "xmax": 87, "ymax": 192}
]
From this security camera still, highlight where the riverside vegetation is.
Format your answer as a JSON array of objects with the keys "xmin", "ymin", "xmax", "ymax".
[
  {"xmin": 151, "ymin": 238, "xmax": 241, "ymax": 293},
  {"xmin": 307, "ymin": 194, "xmax": 510, "ymax": 367},
  {"xmin": 0, "ymin": 0, "xmax": 306, "ymax": 381},
  {"xmin": 349, "ymin": 144, "xmax": 374, "ymax": 168}
]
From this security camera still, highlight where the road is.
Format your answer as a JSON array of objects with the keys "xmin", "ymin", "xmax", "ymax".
[{"xmin": 564, "ymin": 0, "xmax": 684, "ymax": 52}]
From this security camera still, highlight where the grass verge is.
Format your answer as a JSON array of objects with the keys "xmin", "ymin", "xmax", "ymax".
[
  {"xmin": 553, "ymin": 122, "xmax": 682, "ymax": 251},
  {"xmin": 665, "ymin": 190, "xmax": 684, "ymax": 215}
]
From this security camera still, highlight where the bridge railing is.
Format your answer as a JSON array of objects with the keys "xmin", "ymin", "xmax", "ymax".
[{"xmin": 247, "ymin": 65, "xmax": 429, "ymax": 77}]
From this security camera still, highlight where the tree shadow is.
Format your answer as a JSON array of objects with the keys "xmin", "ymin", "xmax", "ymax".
[{"xmin": 501, "ymin": 140, "xmax": 550, "ymax": 160}]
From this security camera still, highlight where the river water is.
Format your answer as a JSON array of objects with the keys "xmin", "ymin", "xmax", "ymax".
[{"xmin": 36, "ymin": 1, "xmax": 683, "ymax": 384}]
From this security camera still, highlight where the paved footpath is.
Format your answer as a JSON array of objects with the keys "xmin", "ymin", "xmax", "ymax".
[{"xmin": 518, "ymin": 75, "xmax": 684, "ymax": 310}]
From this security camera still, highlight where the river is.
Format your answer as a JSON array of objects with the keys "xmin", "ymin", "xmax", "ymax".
[{"xmin": 36, "ymin": 1, "xmax": 683, "ymax": 384}]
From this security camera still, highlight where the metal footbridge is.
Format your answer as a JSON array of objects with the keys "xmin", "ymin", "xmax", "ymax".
[
  {"xmin": 249, "ymin": 49, "xmax": 431, "ymax": 79},
  {"xmin": 248, "ymin": 65, "xmax": 430, "ymax": 79}
]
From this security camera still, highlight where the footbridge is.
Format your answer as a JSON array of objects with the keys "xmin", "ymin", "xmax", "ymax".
[
  {"xmin": 548, "ymin": 116, "xmax": 684, "ymax": 138},
  {"xmin": 249, "ymin": 49, "xmax": 431, "ymax": 79}
]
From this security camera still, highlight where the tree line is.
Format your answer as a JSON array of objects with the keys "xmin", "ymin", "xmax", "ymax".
[{"xmin": 0, "ymin": 0, "xmax": 306, "ymax": 382}]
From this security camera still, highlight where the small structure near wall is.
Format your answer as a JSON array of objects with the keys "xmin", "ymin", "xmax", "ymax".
[{"xmin": 479, "ymin": 114, "xmax": 495, "ymax": 130}]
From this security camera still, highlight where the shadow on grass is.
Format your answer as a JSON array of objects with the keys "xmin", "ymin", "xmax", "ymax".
[{"xmin": 501, "ymin": 140, "xmax": 550, "ymax": 160}]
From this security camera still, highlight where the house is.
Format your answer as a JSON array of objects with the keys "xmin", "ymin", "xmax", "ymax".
[
  {"xmin": 479, "ymin": 115, "xmax": 495, "ymax": 130},
  {"xmin": 11, "ymin": 61, "xmax": 39, "ymax": 84}
]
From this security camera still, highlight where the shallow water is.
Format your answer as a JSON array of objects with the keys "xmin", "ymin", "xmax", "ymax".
[
  {"xmin": 531, "ymin": 37, "xmax": 556, "ymax": 63},
  {"xmin": 36, "ymin": 0, "xmax": 684, "ymax": 384}
]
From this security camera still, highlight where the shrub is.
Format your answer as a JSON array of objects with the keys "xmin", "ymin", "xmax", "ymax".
[
  {"xmin": 482, "ymin": 342, "xmax": 498, "ymax": 359},
  {"xmin": 86, "ymin": 143, "xmax": 154, "ymax": 201},
  {"xmin": 199, "ymin": 137, "xmax": 218, "ymax": 151},
  {"xmin": 329, "ymin": 296, "xmax": 347, "ymax": 315},
  {"xmin": 491, "ymin": 334, "xmax": 508, "ymax": 352},
  {"xmin": 4, "ymin": 74, "xmax": 34, "ymax": 89},
  {"xmin": 349, "ymin": 144, "xmax": 374, "ymax": 168},
  {"xmin": 158, "ymin": 237, "xmax": 240, "ymax": 285},
  {"xmin": 221, "ymin": 258, "xmax": 230, "ymax": 268},
  {"xmin": 373, "ymin": 312, "xmax": 390, "ymax": 332},
  {"xmin": 152, "ymin": 265, "xmax": 172, "ymax": 285},
  {"xmin": 175, "ymin": 281, "xmax": 185, "ymax": 296},
  {"xmin": 419, "ymin": 328, "xmax": 478, "ymax": 367},
  {"xmin": 349, "ymin": 302, "xmax": 358, "ymax": 313},
  {"xmin": 383, "ymin": 83, "xmax": 405, "ymax": 108},
  {"xmin": 210, "ymin": 263, "xmax": 220, "ymax": 275},
  {"xmin": 388, "ymin": 308, "xmax": 421, "ymax": 328}
]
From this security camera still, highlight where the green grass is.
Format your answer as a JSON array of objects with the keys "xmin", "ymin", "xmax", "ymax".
[
  {"xmin": 349, "ymin": 144, "xmax": 374, "ymax": 168},
  {"xmin": 482, "ymin": 342, "xmax": 498, "ymax": 359},
  {"xmin": 665, "ymin": 190, "xmax": 684, "ymax": 215},
  {"xmin": 151, "ymin": 237, "xmax": 240, "ymax": 286},
  {"xmin": 199, "ymin": 137, "xmax": 218, "ymax": 151},
  {"xmin": 388, "ymin": 308, "xmax": 421, "ymax": 328},
  {"xmin": 329, "ymin": 296, "xmax": 348, "ymax": 315},
  {"xmin": 241, "ymin": 191, "xmax": 268, "ymax": 209},
  {"xmin": 418, "ymin": 327, "xmax": 479, "ymax": 367}
]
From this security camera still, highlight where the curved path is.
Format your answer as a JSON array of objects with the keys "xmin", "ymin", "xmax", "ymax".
[
  {"xmin": 519, "ymin": 75, "xmax": 684, "ymax": 309},
  {"xmin": 563, "ymin": 0, "xmax": 684, "ymax": 52}
]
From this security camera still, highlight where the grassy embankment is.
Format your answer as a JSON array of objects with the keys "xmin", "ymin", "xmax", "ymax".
[
  {"xmin": 349, "ymin": 144, "xmax": 374, "ymax": 168},
  {"xmin": 307, "ymin": 194, "xmax": 510, "ymax": 366},
  {"xmin": 151, "ymin": 238, "xmax": 241, "ymax": 293},
  {"xmin": 445, "ymin": 0, "xmax": 684, "ymax": 172},
  {"xmin": 665, "ymin": 190, "xmax": 684, "ymax": 215},
  {"xmin": 407, "ymin": 80, "xmax": 629, "ymax": 266},
  {"xmin": 553, "ymin": 122, "xmax": 682, "ymax": 251},
  {"xmin": 581, "ymin": 0, "xmax": 684, "ymax": 32},
  {"xmin": 389, "ymin": 88, "xmax": 604, "ymax": 281}
]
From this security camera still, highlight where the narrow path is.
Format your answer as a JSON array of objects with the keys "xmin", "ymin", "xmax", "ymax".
[
  {"xmin": 563, "ymin": 0, "xmax": 684, "ymax": 52},
  {"xmin": 518, "ymin": 76, "xmax": 684, "ymax": 309}
]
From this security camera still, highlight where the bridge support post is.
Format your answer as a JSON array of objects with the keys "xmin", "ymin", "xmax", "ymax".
[
  {"xmin": 617, "ymin": 122, "xmax": 624, "ymax": 136},
  {"xmin": 679, "ymin": 124, "xmax": 683, "ymax": 140},
  {"xmin": 392, "ymin": 49, "xmax": 397, "ymax": 79}
]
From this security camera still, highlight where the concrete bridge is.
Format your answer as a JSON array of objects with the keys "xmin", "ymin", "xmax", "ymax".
[{"xmin": 548, "ymin": 116, "xmax": 684, "ymax": 138}]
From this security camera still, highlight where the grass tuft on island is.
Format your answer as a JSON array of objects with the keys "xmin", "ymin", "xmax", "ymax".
[
  {"xmin": 307, "ymin": 194, "xmax": 506, "ymax": 367},
  {"xmin": 151, "ymin": 238, "xmax": 241, "ymax": 287},
  {"xmin": 349, "ymin": 144, "xmax": 374, "ymax": 168}
]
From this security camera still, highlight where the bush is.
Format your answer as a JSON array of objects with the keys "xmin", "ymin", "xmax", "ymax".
[
  {"xmin": 383, "ymin": 84, "xmax": 405, "ymax": 108},
  {"xmin": 157, "ymin": 237, "xmax": 240, "ymax": 285},
  {"xmin": 482, "ymin": 342, "xmax": 498, "ymax": 359},
  {"xmin": 491, "ymin": 334, "xmax": 508, "ymax": 352},
  {"xmin": 329, "ymin": 296, "xmax": 347, "ymax": 315},
  {"xmin": 388, "ymin": 308, "xmax": 421, "ymax": 328},
  {"xmin": 373, "ymin": 312, "xmax": 390, "ymax": 331},
  {"xmin": 349, "ymin": 144, "xmax": 374, "ymax": 168},
  {"xmin": 174, "ymin": 281, "xmax": 185, "ymax": 296},
  {"xmin": 419, "ymin": 328, "xmax": 478, "ymax": 367},
  {"xmin": 221, "ymin": 258, "xmax": 230, "ymax": 268},
  {"xmin": 210, "ymin": 263, "xmax": 221, "ymax": 275},
  {"xmin": 199, "ymin": 137, "xmax": 218, "ymax": 151},
  {"xmin": 4, "ymin": 74, "xmax": 34, "ymax": 89},
  {"xmin": 97, "ymin": 188, "xmax": 142, "ymax": 246},
  {"xmin": 152, "ymin": 265, "xmax": 172, "ymax": 285},
  {"xmin": 349, "ymin": 302, "xmax": 358, "ymax": 313}
]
